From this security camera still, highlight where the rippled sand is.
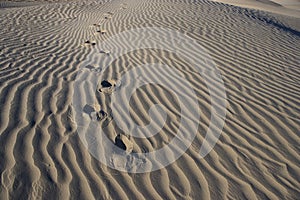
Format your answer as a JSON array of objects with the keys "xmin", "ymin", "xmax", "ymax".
[{"xmin": 0, "ymin": 0, "xmax": 299, "ymax": 199}]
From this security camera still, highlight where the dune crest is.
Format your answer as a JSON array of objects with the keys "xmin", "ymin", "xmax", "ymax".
[{"xmin": 208, "ymin": 0, "xmax": 300, "ymax": 17}]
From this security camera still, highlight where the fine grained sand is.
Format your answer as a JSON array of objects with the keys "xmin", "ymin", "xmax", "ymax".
[
  {"xmin": 208, "ymin": 0, "xmax": 300, "ymax": 17},
  {"xmin": 0, "ymin": 0, "xmax": 299, "ymax": 199}
]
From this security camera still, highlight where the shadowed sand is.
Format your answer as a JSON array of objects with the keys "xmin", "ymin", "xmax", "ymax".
[{"xmin": 0, "ymin": 0, "xmax": 299, "ymax": 199}]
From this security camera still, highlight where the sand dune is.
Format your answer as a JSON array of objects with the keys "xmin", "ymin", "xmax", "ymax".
[
  {"xmin": 0, "ymin": 0, "xmax": 300, "ymax": 199},
  {"xmin": 208, "ymin": 0, "xmax": 300, "ymax": 17}
]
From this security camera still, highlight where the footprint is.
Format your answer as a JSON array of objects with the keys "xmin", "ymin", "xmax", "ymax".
[
  {"xmin": 83, "ymin": 104, "xmax": 110, "ymax": 122},
  {"xmin": 115, "ymin": 134, "xmax": 133, "ymax": 153},
  {"xmin": 96, "ymin": 30, "xmax": 107, "ymax": 35},
  {"xmin": 84, "ymin": 65, "xmax": 96, "ymax": 70},
  {"xmin": 84, "ymin": 40, "xmax": 96, "ymax": 46},
  {"xmin": 98, "ymin": 79, "xmax": 119, "ymax": 93},
  {"xmin": 90, "ymin": 110, "xmax": 108, "ymax": 121},
  {"xmin": 120, "ymin": 3, "xmax": 128, "ymax": 9},
  {"xmin": 82, "ymin": 65, "xmax": 102, "ymax": 73},
  {"xmin": 93, "ymin": 23, "xmax": 101, "ymax": 27},
  {"xmin": 110, "ymin": 151, "xmax": 150, "ymax": 172},
  {"xmin": 98, "ymin": 80, "xmax": 115, "ymax": 93},
  {"xmin": 100, "ymin": 50, "xmax": 110, "ymax": 55},
  {"xmin": 96, "ymin": 110, "xmax": 108, "ymax": 121},
  {"xmin": 104, "ymin": 13, "xmax": 113, "ymax": 19}
]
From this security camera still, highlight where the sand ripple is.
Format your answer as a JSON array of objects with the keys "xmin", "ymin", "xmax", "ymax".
[{"xmin": 0, "ymin": 0, "xmax": 299, "ymax": 199}]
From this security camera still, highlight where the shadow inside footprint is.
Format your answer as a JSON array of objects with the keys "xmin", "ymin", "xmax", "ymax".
[
  {"xmin": 115, "ymin": 134, "xmax": 133, "ymax": 153},
  {"xmin": 101, "ymin": 80, "xmax": 113, "ymax": 87},
  {"xmin": 84, "ymin": 65, "xmax": 95, "ymax": 70},
  {"xmin": 83, "ymin": 104, "xmax": 94, "ymax": 115},
  {"xmin": 115, "ymin": 136, "xmax": 126, "ymax": 151}
]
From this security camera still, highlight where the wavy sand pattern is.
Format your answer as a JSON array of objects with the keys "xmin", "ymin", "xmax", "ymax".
[{"xmin": 0, "ymin": 0, "xmax": 300, "ymax": 199}]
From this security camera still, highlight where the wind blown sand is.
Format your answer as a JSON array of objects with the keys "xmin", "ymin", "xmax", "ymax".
[
  {"xmin": 208, "ymin": 0, "xmax": 300, "ymax": 17},
  {"xmin": 0, "ymin": 0, "xmax": 299, "ymax": 199}
]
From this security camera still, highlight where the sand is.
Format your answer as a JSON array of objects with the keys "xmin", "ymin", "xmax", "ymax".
[
  {"xmin": 0, "ymin": 0, "xmax": 299, "ymax": 199},
  {"xmin": 208, "ymin": 0, "xmax": 300, "ymax": 17}
]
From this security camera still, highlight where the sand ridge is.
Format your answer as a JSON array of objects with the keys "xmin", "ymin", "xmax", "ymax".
[{"xmin": 208, "ymin": 0, "xmax": 300, "ymax": 17}]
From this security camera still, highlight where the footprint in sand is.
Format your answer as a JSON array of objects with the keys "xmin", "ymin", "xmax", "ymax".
[
  {"xmin": 100, "ymin": 50, "xmax": 110, "ymax": 55},
  {"xmin": 84, "ymin": 40, "xmax": 96, "ymax": 46},
  {"xmin": 98, "ymin": 79, "xmax": 119, "ymax": 93},
  {"xmin": 83, "ymin": 104, "xmax": 110, "ymax": 122},
  {"xmin": 96, "ymin": 29, "xmax": 107, "ymax": 35},
  {"xmin": 115, "ymin": 134, "xmax": 133, "ymax": 153},
  {"xmin": 91, "ymin": 110, "xmax": 108, "ymax": 121},
  {"xmin": 120, "ymin": 3, "xmax": 128, "ymax": 9},
  {"xmin": 84, "ymin": 64, "xmax": 96, "ymax": 70},
  {"xmin": 104, "ymin": 12, "xmax": 113, "ymax": 19},
  {"xmin": 83, "ymin": 65, "xmax": 102, "ymax": 73},
  {"xmin": 93, "ymin": 23, "xmax": 101, "ymax": 27}
]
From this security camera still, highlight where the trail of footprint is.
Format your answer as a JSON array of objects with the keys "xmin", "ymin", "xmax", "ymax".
[
  {"xmin": 83, "ymin": 4, "xmax": 129, "ymax": 49},
  {"xmin": 84, "ymin": 11, "xmax": 114, "ymax": 47}
]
